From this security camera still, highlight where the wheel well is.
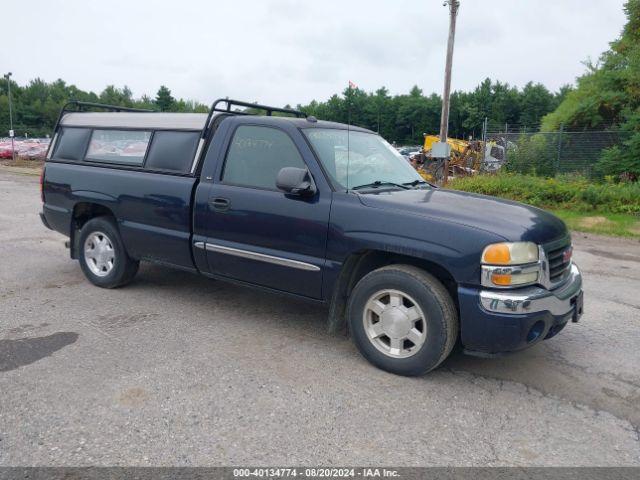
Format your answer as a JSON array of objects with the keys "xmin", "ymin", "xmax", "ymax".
[
  {"xmin": 327, "ymin": 250, "xmax": 458, "ymax": 334},
  {"xmin": 69, "ymin": 203, "xmax": 116, "ymax": 259}
]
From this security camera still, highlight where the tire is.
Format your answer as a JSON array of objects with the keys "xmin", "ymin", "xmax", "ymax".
[
  {"xmin": 347, "ymin": 264, "xmax": 458, "ymax": 376},
  {"xmin": 77, "ymin": 216, "xmax": 139, "ymax": 288}
]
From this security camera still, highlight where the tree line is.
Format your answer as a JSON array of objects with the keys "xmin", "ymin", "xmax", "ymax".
[
  {"xmin": 0, "ymin": 77, "xmax": 568, "ymax": 144},
  {"xmin": 0, "ymin": 81, "xmax": 209, "ymax": 138},
  {"xmin": 302, "ymin": 81, "xmax": 570, "ymax": 144}
]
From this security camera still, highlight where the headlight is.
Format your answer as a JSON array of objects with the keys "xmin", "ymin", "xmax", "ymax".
[
  {"xmin": 481, "ymin": 242, "xmax": 538, "ymax": 265},
  {"xmin": 481, "ymin": 242, "xmax": 540, "ymax": 288}
]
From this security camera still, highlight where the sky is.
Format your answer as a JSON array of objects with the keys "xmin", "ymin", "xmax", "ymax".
[{"xmin": 2, "ymin": 0, "xmax": 627, "ymax": 107}]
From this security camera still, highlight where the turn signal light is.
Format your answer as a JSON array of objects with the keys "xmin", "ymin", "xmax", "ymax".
[
  {"xmin": 482, "ymin": 266, "xmax": 539, "ymax": 288},
  {"xmin": 491, "ymin": 273, "xmax": 512, "ymax": 286},
  {"xmin": 483, "ymin": 244, "xmax": 511, "ymax": 264}
]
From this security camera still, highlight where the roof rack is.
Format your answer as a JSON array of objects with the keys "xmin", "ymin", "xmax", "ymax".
[
  {"xmin": 62, "ymin": 100, "xmax": 153, "ymax": 114},
  {"xmin": 52, "ymin": 100, "xmax": 153, "ymax": 133},
  {"xmin": 211, "ymin": 98, "xmax": 305, "ymax": 118},
  {"xmin": 200, "ymin": 98, "xmax": 306, "ymax": 140}
]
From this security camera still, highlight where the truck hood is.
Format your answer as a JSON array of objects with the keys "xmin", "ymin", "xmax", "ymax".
[{"xmin": 357, "ymin": 187, "xmax": 567, "ymax": 244}]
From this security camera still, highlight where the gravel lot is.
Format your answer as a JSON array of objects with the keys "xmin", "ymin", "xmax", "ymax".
[{"xmin": 0, "ymin": 169, "xmax": 639, "ymax": 466}]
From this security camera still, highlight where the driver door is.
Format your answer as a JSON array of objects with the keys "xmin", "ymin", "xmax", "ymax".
[{"xmin": 203, "ymin": 123, "xmax": 331, "ymax": 299}]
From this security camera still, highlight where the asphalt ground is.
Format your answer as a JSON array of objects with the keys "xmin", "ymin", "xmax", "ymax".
[{"xmin": 0, "ymin": 169, "xmax": 638, "ymax": 466}]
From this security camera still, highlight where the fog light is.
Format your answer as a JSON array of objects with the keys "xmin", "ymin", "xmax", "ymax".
[{"xmin": 527, "ymin": 321, "xmax": 546, "ymax": 343}]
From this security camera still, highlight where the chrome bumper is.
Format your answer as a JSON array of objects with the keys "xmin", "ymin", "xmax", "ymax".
[{"xmin": 480, "ymin": 263, "xmax": 582, "ymax": 315}]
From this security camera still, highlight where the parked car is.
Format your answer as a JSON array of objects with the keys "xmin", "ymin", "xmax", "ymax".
[
  {"xmin": 18, "ymin": 140, "xmax": 49, "ymax": 160},
  {"xmin": 0, "ymin": 138, "xmax": 50, "ymax": 160},
  {"xmin": 397, "ymin": 146, "xmax": 422, "ymax": 159},
  {"xmin": 40, "ymin": 100, "xmax": 583, "ymax": 376},
  {"xmin": 0, "ymin": 141, "xmax": 15, "ymax": 159}
]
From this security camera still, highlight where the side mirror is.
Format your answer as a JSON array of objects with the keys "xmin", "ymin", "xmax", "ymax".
[{"xmin": 276, "ymin": 167, "xmax": 316, "ymax": 197}]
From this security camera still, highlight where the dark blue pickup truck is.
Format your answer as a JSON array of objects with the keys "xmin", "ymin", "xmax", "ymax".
[{"xmin": 40, "ymin": 99, "xmax": 583, "ymax": 376}]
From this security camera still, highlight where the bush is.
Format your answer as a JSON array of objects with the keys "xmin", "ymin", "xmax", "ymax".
[
  {"xmin": 449, "ymin": 173, "xmax": 640, "ymax": 213},
  {"xmin": 596, "ymin": 130, "xmax": 640, "ymax": 180},
  {"xmin": 505, "ymin": 133, "xmax": 557, "ymax": 177}
]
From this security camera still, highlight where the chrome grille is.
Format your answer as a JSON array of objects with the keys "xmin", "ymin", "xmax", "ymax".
[{"xmin": 544, "ymin": 237, "xmax": 572, "ymax": 284}]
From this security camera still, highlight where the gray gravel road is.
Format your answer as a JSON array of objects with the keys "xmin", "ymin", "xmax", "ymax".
[{"xmin": 0, "ymin": 169, "xmax": 639, "ymax": 466}]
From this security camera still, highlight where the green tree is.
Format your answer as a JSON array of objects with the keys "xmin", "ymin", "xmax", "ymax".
[
  {"xmin": 448, "ymin": 90, "xmax": 470, "ymax": 139},
  {"xmin": 518, "ymin": 82, "xmax": 555, "ymax": 128},
  {"xmin": 155, "ymin": 85, "xmax": 175, "ymax": 112},
  {"xmin": 370, "ymin": 87, "xmax": 392, "ymax": 136},
  {"xmin": 462, "ymin": 78, "xmax": 493, "ymax": 132},
  {"xmin": 553, "ymin": 84, "xmax": 573, "ymax": 108},
  {"xmin": 99, "ymin": 85, "xmax": 133, "ymax": 107},
  {"xmin": 490, "ymin": 81, "xmax": 521, "ymax": 126},
  {"xmin": 134, "ymin": 94, "xmax": 156, "ymax": 111}
]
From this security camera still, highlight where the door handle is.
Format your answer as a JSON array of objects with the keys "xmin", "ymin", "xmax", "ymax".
[{"xmin": 209, "ymin": 197, "xmax": 230, "ymax": 211}]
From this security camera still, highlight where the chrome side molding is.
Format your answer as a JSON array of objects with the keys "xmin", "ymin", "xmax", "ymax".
[{"xmin": 194, "ymin": 241, "xmax": 320, "ymax": 272}]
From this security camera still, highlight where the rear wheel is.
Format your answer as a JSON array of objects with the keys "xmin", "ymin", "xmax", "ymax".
[
  {"xmin": 78, "ymin": 217, "xmax": 139, "ymax": 288},
  {"xmin": 347, "ymin": 264, "xmax": 458, "ymax": 376}
]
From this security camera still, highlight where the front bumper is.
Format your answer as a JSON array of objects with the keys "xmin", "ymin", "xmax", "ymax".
[
  {"xmin": 479, "ymin": 263, "xmax": 582, "ymax": 316},
  {"xmin": 458, "ymin": 264, "xmax": 583, "ymax": 355}
]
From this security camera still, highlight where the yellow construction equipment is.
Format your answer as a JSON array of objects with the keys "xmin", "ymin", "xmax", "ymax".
[{"xmin": 411, "ymin": 135, "xmax": 505, "ymax": 182}]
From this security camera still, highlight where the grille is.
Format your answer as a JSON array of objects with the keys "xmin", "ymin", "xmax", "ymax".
[{"xmin": 544, "ymin": 237, "xmax": 572, "ymax": 284}]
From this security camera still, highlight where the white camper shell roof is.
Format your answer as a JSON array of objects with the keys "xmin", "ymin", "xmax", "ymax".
[{"xmin": 60, "ymin": 112, "xmax": 209, "ymax": 131}]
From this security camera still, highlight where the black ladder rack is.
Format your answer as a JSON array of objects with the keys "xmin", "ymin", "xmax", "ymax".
[
  {"xmin": 200, "ymin": 98, "xmax": 306, "ymax": 140},
  {"xmin": 52, "ymin": 100, "xmax": 153, "ymax": 133}
]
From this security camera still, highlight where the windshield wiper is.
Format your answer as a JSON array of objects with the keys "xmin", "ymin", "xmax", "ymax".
[
  {"xmin": 402, "ymin": 179, "xmax": 428, "ymax": 187},
  {"xmin": 351, "ymin": 181, "xmax": 410, "ymax": 191}
]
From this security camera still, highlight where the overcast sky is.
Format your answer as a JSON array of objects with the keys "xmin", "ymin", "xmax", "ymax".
[{"xmin": 3, "ymin": 0, "xmax": 627, "ymax": 107}]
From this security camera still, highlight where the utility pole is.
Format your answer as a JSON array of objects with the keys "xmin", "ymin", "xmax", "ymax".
[
  {"xmin": 439, "ymin": 0, "xmax": 459, "ymax": 143},
  {"xmin": 4, "ymin": 72, "xmax": 15, "ymax": 162},
  {"xmin": 436, "ymin": 0, "xmax": 460, "ymax": 185},
  {"xmin": 481, "ymin": 117, "xmax": 488, "ymax": 166}
]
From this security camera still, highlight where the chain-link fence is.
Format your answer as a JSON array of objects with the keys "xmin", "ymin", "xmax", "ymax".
[{"xmin": 484, "ymin": 126, "xmax": 629, "ymax": 179}]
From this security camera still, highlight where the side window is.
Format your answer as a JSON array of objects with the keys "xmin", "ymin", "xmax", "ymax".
[
  {"xmin": 145, "ymin": 131, "xmax": 200, "ymax": 173},
  {"xmin": 52, "ymin": 127, "xmax": 91, "ymax": 161},
  {"xmin": 222, "ymin": 125, "xmax": 306, "ymax": 190},
  {"xmin": 86, "ymin": 130, "xmax": 151, "ymax": 166}
]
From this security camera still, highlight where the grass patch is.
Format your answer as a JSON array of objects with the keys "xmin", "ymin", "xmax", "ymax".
[
  {"xmin": 449, "ymin": 173, "xmax": 640, "ymax": 214},
  {"xmin": 549, "ymin": 210, "xmax": 640, "ymax": 238},
  {"xmin": 0, "ymin": 158, "xmax": 44, "ymax": 169}
]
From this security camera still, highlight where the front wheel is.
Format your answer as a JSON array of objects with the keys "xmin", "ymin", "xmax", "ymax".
[
  {"xmin": 347, "ymin": 264, "xmax": 458, "ymax": 376},
  {"xmin": 78, "ymin": 216, "xmax": 139, "ymax": 288}
]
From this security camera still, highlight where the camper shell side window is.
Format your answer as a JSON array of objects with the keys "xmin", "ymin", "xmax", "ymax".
[
  {"xmin": 144, "ymin": 131, "xmax": 200, "ymax": 173},
  {"xmin": 51, "ymin": 127, "xmax": 92, "ymax": 161},
  {"xmin": 85, "ymin": 129, "xmax": 152, "ymax": 166},
  {"xmin": 51, "ymin": 125, "xmax": 200, "ymax": 174}
]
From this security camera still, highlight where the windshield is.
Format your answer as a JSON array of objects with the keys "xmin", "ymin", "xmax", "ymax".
[{"xmin": 303, "ymin": 128, "xmax": 425, "ymax": 191}]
